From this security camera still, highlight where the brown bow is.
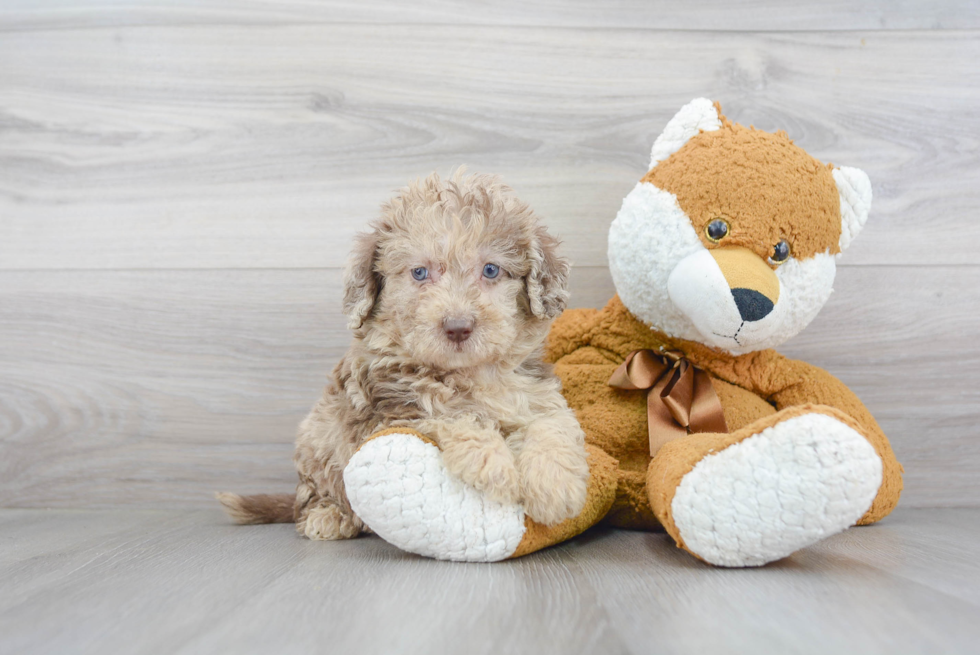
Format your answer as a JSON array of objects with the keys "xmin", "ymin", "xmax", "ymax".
[{"xmin": 608, "ymin": 349, "xmax": 728, "ymax": 457}]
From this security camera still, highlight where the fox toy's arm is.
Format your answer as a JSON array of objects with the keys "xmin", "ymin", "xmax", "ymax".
[{"xmin": 544, "ymin": 308, "xmax": 601, "ymax": 364}]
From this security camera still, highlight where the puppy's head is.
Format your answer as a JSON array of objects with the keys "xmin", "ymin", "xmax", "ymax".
[{"xmin": 343, "ymin": 171, "xmax": 569, "ymax": 370}]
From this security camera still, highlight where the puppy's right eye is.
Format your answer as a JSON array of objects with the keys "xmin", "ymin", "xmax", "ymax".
[{"xmin": 411, "ymin": 267, "xmax": 428, "ymax": 281}]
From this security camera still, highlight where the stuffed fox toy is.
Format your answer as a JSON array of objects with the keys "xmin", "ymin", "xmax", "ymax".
[{"xmin": 342, "ymin": 98, "xmax": 902, "ymax": 566}]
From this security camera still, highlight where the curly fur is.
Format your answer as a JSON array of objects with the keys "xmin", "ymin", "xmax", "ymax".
[{"xmin": 219, "ymin": 171, "xmax": 588, "ymax": 538}]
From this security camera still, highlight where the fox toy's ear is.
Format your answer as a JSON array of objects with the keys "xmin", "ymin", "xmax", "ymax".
[
  {"xmin": 832, "ymin": 166, "xmax": 873, "ymax": 251},
  {"xmin": 343, "ymin": 228, "xmax": 382, "ymax": 329},
  {"xmin": 649, "ymin": 98, "xmax": 722, "ymax": 169}
]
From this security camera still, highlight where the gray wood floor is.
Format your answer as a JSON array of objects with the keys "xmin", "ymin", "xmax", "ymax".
[
  {"xmin": 2, "ymin": 1, "xmax": 979, "ymax": 510},
  {"xmin": 1, "ymin": 508, "xmax": 978, "ymax": 655}
]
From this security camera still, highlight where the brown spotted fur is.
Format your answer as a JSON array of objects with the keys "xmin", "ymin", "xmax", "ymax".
[{"xmin": 219, "ymin": 171, "xmax": 590, "ymax": 538}]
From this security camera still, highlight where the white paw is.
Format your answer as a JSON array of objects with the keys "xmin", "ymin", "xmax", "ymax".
[
  {"xmin": 343, "ymin": 433, "xmax": 526, "ymax": 562},
  {"xmin": 671, "ymin": 413, "xmax": 883, "ymax": 567}
]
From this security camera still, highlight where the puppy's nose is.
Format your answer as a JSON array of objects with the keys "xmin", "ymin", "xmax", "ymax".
[
  {"xmin": 443, "ymin": 318, "xmax": 474, "ymax": 343},
  {"xmin": 731, "ymin": 288, "xmax": 775, "ymax": 322}
]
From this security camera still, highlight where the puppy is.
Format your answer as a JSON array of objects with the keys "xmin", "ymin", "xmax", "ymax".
[{"xmin": 219, "ymin": 171, "xmax": 589, "ymax": 540}]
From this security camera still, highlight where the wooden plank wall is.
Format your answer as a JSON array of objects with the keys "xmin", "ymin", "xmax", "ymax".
[{"xmin": 1, "ymin": 1, "xmax": 978, "ymax": 509}]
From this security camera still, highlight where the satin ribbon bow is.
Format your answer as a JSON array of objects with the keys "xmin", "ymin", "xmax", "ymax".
[{"xmin": 608, "ymin": 349, "xmax": 728, "ymax": 457}]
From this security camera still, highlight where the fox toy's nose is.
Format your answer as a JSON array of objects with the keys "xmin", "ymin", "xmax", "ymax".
[
  {"xmin": 731, "ymin": 288, "xmax": 775, "ymax": 322},
  {"xmin": 444, "ymin": 318, "xmax": 474, "ymax": 343},
  {"xmin": 709, "ymin": 246, "xmax": 780, "ymax": 322}
]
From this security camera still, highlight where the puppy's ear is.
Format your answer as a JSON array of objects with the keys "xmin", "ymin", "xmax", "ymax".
[
  {"xmin": 342, "ymin": 229, "xmax": 382, "ymax": 329},
  {"xmin": 526, "ymin": 226, "xmax": 570, "ymax": 320}
]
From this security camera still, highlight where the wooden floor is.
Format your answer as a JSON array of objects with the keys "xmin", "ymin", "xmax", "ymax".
[
  {"xmin": 1, "ymin": 508, "xmax": 977, "ymax": 655},
  {"xmin": 3, "ymin": 1, "xmax": 980, "ymax": 511}
]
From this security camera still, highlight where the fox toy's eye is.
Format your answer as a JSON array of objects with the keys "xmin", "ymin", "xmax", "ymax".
[
  {"xmin": 411, "ymin": 267, "xmax": 428, "ymax": 281},
  {"xmin": 482, "ymin": 263, "xmax": 500, "ymax": 279},
  {"xmin": 769, "ymin": 240, "xmax": 791, "ymax": 265},
  {"xmin": 705, "ymin": 218, "xmax": 729, "ymax": 243}
]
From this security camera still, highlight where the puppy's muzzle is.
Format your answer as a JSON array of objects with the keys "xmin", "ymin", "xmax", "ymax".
[{"xmin": 443, "ymin": 318, "xmax": 474, "ymax": 344}]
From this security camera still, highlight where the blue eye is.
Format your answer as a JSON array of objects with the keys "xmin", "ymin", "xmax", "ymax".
[
  {"xmin": 411, "ymin": 267, "xmax": 428, "ymax": 281},
  {"xmin": 483, "ymin": 263, "xmax": 500, "ymax": 279}
]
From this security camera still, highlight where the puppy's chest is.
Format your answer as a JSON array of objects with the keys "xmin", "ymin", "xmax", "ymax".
[{"xmin": 419, "ymin": 372, "xmax": 536, "ymax": 427}]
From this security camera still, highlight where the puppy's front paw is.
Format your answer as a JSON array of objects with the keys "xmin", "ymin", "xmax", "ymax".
[
  {"xmin": 301, "ymin": 504, "xmax": 361, "ymax": 541},
  {"xmin": 518, "ymin": 444, "xmax": 589, "ymax": 526},
  {"xmin": 442, "ymin": 437, "xmax": 521, "ymax": 505}
]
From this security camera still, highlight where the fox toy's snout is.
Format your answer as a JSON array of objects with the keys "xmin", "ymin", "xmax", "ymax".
[
  {"xmin": 666, "ymin": 245, "xmax": 796, "ymax": 352},
  {"xmin": 709, "ymin": 247, "xmax": 779, "ymax": 322}
]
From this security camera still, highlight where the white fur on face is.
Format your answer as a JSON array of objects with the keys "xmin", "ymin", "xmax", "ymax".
[
  {"xmin": 668, "ymin": 249, "xmax": 837, "ymax": 353},
  {"xmin": 608, "ymin": 182, "xmax": 839, "ymax": 355},
  {"xmin": 608, "ymin": 182, "xmax": 706, "ymax": 342}
]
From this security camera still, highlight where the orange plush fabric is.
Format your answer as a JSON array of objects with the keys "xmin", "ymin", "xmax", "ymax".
[
  {"xmin": 546, "ymin": 296, "xmax": 903, "ymax": 531},
  {"xmin": 509, "ymin": 444, "xmax": 619, "ymax": 558},
  {"xmin": 644, "ymin": 111, "xmax": 844, "ymax": 262},
  {"xmin": 545, "ymin": 99, "xmax": 902, "ymax": 560}
]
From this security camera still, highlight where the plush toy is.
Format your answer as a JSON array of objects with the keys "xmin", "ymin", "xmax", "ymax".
[{"xmin": 343, "ymin": 98, "xmax": 902, "ymax": 566}]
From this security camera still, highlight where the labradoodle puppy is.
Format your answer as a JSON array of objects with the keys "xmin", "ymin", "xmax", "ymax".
[{"xmin": 219, "ymin": 172, "xmax": 589, "ymax": 540}]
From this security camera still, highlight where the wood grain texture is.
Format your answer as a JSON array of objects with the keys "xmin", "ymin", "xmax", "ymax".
[
  {"xmin": 1, "ymin": 28, "xmax": 978, "ymax": 269},
  {"xmin": 1, "ymin": 265, "xmax": 977, "ymax": 509},
  {"xmin": 2, "ymin": 0, "xmax": 978, "ymax": 31},
  {"xmin": 1, "ymin": 4, "xmax": 978, "ymax": 516},
  {"xmin": 1, "ymin": 508, "xmax": 978, "ymax": 655}
]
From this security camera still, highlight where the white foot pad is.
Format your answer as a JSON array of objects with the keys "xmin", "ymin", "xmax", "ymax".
[
  {"xmin": 671, "ymin": 413, "xmax": 883, "ymax": 567},
  {"xmin": 344, "ymin": 433, "xmax": 526, "ymax": 562}
]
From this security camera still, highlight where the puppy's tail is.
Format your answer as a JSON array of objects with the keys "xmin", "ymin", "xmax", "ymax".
[{"xmin": 216, "ymin": 492, "xmax": 294, "ymax": 524}]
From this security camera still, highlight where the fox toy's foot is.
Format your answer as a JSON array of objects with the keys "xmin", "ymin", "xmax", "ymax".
[
  {"xmin": 649, "ymin": 405, "xmax": 883, "ymax": 567},
  {"xmin": 343, "ymin": 429, "xmax": 617, "ymax": 562}
]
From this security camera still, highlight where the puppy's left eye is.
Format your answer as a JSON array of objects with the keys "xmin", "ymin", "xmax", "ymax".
[
  {"xmin": 768, "ymin": 240, "xmax": 791, "ymax": 266},
  {"xmin": 411, "ymin": 267, "xmax": 428, "ymax": 281},
  {"xmin": 482, "ymin": 263, "xmax": 500, "ymax": 279}
]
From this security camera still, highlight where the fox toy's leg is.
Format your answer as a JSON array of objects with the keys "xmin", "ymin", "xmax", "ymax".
[
  {"xmin": 647, "ymin": 404, "xmax": 884, "ymax": 567},
  {"xmin": 343, "ymin": 429, "xmax": 617, "ymax": 562}
]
